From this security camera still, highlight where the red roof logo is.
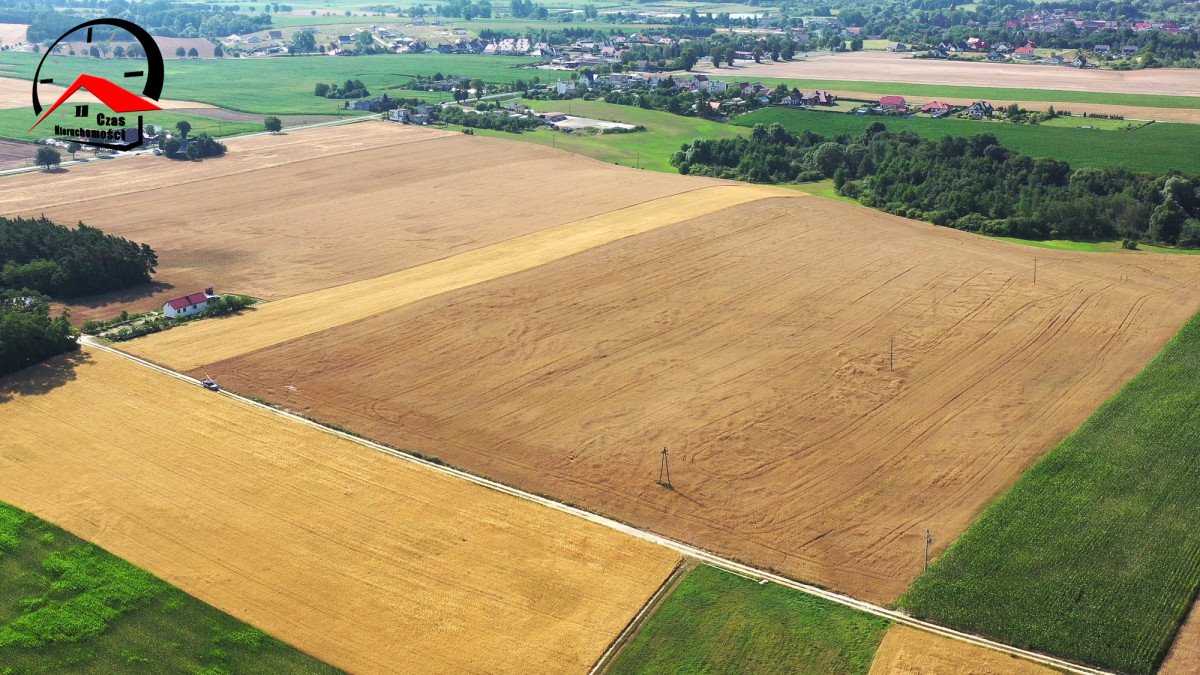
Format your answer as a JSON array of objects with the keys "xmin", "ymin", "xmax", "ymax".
[{"xmin": 29, "ymin": 73, "xmax": 161, "ymax": 131}]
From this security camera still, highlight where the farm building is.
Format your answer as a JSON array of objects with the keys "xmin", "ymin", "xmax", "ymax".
[{"xmin": 163, "ymin": 288, "xmax": 218, "ymax": 318}]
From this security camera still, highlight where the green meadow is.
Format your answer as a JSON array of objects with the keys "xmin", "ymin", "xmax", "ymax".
[
  {"xmin": 736, "ymin": 108, "xmax": 1200, "ymax": 174},
  {"xmin": 901, "ymin": 311, "xmax": 1200, "ymax": 674},
  {"xmin": 0, "ymin": 52, "xmax": 539, "ymax": 114},
  {"xmin": 0, "ymin": 107, "xmax": 259, "ymax": 143},
  {"xmin": 612, "ymin": 565, "xmax": 890, "ymax": 674},
  {"xmin": 0, "ymin": 501, "xmax": 338, "ymax": 673}
]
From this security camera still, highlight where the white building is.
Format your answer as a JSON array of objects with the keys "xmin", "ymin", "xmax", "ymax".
[{"xmin": 163, "ymin": 288, "xmax": 218, "ymax": 318}]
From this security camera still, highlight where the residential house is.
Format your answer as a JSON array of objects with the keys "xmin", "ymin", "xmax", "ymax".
[
  {"xmin": 1013, "ymin": 42, "xmax": 1037, "ymax": 59},
  {"xmin": 163, "ymin": 289, "xmax": 218, "ymax": 319},
  {"xmin": 268, "ymin": 30, "xmax": 283, "ymax": 40},
  {"xmin": 1072, "ymin": 55, "xmax": 1089, "ymax": 67},
  {"xmin": 967, "ymin": 100, "xmax": 994, "ymax": 118},
  {"xmin": 1047, "ymin": 54, "xmax": 1064, "ymax": 65},
  {"xmin": 691, "ymin": 74, "xmax": 711, "ymax": 92},
  {"xmin": 1093, "ymin": 44, "xmax": 1112, "ymax": 55},
  {"xmin": 1121, "ymin": 45, "xmax": 1139, "ymax": 57},
  {"xmin": 987, "ymin": 50, "xmax": 1005, "ymax": 61},
  {"xmin": 888, "ymin": 43, "xmax": 909, "ymax": 52},
  {"xmin": 338, "ymin": 35, "xmax": 353, "ymax": 45},
  {"xmin": 920, "ymin": 100, "xmax": 953, "ymax": 114},
  {"xmin": 539, "ymin": 112, "xmax": 568, "ymax": 122},
  {"xmin": 879, "ymin": 95, "xmax": 907, "ymax": 111}
]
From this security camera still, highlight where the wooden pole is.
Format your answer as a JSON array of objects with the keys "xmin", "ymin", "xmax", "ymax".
[
  {"xmin": 659, "ymin": 447, "xmax": 671, "ymax": 487},
  {"xmin": 890, "ymin": 336, "xmax": 894, "ymax": 370},
  {"xmin": 924, "ymin": 529, "xmax": 932, "ymax": 570}
]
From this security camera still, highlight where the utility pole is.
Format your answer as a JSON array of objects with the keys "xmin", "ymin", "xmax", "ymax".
[
  {"xmin": 924, "ymin": 529, "xmax": 932, "ymax": 571},
  {"xmin": 1034, "ymin": 258, "xmax": 1037, "ymax": 285},
  {"xmin": 889, "ymin": 336, "xmax": 894, "ymax": 370},
  {"xmin": 658, "ymin": 447, "xmax": 672, "ymax": 488}
]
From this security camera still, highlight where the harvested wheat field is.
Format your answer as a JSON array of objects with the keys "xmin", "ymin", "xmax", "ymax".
[
  {"xmin": 868, "ymin": 626, "xmax": 1056, "ymax": 675},
  {"xmin": 817, "ymin": 86, "xmax": 1200, "ymax": 123},
  {"xmin": 1161, "ymin": 605, "xmax": 1200, "ymax": 674},
  {"xmin": 201, "ymin": 197, "xmax": 1200, "ymax": 604},
  {"xmin": 0, "ymin": 121, "xmax": 714, "ymax": 321},
  {"xmin": 123, "ymin": 184, "xmax": 788, "ymax": 369},
  {"xmin": 693, "ymin": 50, "xmax": 1200, "ymax": 98},
  {"xmin": 0, "ymin": 348, "xmax": 681, "ymax": 674},
  {"xmin": 0, "ymin": 75, "xmax": 211, "ymax": 110}
]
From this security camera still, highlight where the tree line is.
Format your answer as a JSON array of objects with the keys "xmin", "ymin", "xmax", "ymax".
[
  {"xmin": 0, "ymin": 216, "xmax": 158, "ymax": 297},
  {"xmin": 672, "ymin": 122, "xmax": 1200, "ymax": 247},
  {"xmin": 0, "ymin": 291, "xmax": 78, "ymax": 377}
]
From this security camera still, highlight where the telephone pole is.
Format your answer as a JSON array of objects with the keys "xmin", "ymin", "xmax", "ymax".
[
  {"xmin": 658, "ymin": 447, "xmax": 672, "ymax": 488},
  {"xmin": 1034, "ymin": 258, "xmax": 1038, "ymax": 285},
  {"xmin": 924, "ymin": 529, "xmax": 933, "ymax": 571}
]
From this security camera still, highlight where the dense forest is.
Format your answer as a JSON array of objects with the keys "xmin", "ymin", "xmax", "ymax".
[
  {"xmin": 0, "ymin": 217, "xmax": 158, "ymax": 297},
  {"xmin": 0, "ymin": 291, "xmax": 78, "ymax": 377},
  {"xmin": 672, "ymin": 123, "xmax": 1200, "ymax": 246}
]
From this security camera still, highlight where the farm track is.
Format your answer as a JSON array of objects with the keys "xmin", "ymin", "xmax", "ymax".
[
  {"xmin": 202, "ymin": 196, "xmax": 1200, "ymax": 605},
  {"xmin": 81, "ymin": 338, "xmax": 1113, "ymax": 675}
]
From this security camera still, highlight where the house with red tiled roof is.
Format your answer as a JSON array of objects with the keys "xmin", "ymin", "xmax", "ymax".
[
  {"xmin": 920, "ymin": 100, "xmax": 953, "ymax": 114},
  {"xmin": 879, "ymin": 95, "xmax": 907, "ymax": 111},
  {"xmin": 163, "ymin": 288, "xmax": 218, "ymax": 318}
]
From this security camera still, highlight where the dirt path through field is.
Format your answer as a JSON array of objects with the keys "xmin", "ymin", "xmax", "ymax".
[
  {"xmin": 0, "ymin": 349, "xmax": 681, "ymax": 673},
  {"xmin": 692, "ymin": 51, "xmax": 1200, "ymax": 99},
  {"xmin": 122, "ymin": 184, "xmax": 792, "ymax": 370},
  {"xmin": 869, "ymin": 625, "xmax": 1058, "ymax": 674}
]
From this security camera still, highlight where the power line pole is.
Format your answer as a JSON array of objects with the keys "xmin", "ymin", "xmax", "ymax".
[
  {"xmin": 924, "ymin": 529, "xmax": 932, "ymax": 571},
  {"xmin": 658, "ymin": 447, "xmax": 672, "ymax": 488},
  {"xmin": 890, "ymin": 336, "xmax": 894, "ymax": 370},
  {"xmin": 1034, "ymin": 258, "xmax": 1037, "ymax": 285}
]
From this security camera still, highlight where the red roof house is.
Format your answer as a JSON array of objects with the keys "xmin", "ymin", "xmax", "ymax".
[
  {"xmin": 920, "ymin": 100, "xmax": 952, "ymax": 113},
  {"xmin": 879, "ymin": 95, "xmax": 907, "ymax": 110}
]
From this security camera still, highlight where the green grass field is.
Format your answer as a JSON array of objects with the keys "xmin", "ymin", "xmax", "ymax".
[
  {"xmin": 899, "ymin": 311, "xmax": 1200, "ymax": 674},
  {"xmin": 0, "ymin": 107, "xmax": 259, "ymax": 143},
  {"xmin": 468, "ymin": 98, "xmax": 746, "ymax": 171},
  {"xmin": 0, "ymin": 52, "xmax": 539, "ymax": 115},
  {"xmin": 735, "ymin": 108, "xmax": 1200, "ymax": 174},
  {"xmin": 0, "ymin": 501, "xmax": 338, "ymax": 673},
  {"xmin": 612, "ymin": 565, "xmax": 890, "ymax": 674}
]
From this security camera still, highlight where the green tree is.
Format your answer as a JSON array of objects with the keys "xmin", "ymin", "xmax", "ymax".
[
  {"xmin": 214, "ymin": 44, "xmax": 224, "ymax": 58},
  {"xmin": 66, "ymin": 142, "xmax": 80, "ymax": 160},
  {"xmin": 175, "ymin": 46, "xmax": 186, "ymax": 58},
  {"xmin": 1149, "ymin": 197, "xmax": 1186, "ymax": 244},
  {"xmin": 187, "ymin": 47, "xmax": 199, "ymax": 58},
  {"xmin": 264, "ymin": 116, "xmax": 283, "ymax": 133},
  {"xmin": 175, "ymin": 120, "xmax": 192, "ymax": 139},
  {"xmin": 680, "ymin": 47, "xmax": 698, "ymax": 71},
  {"xmin": 290, "ymin": 30, "xmax": 316, "ymax": 53},
  {"xmin": 35, "ymin": 146, "xmax": 60, "ymax": 170},
  {"xmin": 113, "ymin": 45, "xmax": 125, "ymax": 58}
]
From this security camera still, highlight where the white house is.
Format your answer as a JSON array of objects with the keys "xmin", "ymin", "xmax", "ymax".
[
  {"xmin": 556, "ymin": 79, "xmax": 576, "ymax": 95},
  {"xmin": 163, "ymin": 288, "xmax": 218, "ymax": 318}
]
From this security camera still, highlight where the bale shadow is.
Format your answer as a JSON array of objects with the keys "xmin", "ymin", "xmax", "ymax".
[{"xmin": 0, "ymin": 349, "xmax": 92, "ymax": 404}]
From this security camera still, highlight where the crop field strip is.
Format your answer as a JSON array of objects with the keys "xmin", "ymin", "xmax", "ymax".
[
  {"xmin": 120, "ymin": 183, "xmax": 792, "ymax": 370},
  {"xmin": 0, "ymin": 349, "xmax": 682, "ymax": 673},
  {"xmin": 199, "ymin": 195, "xmax": 1200, "ymax": 605},
  {"xmin": 1, "ymin": 122, "xmax": 715, "ymax": 321},
  {"xmin": 900, "ymin": 311, "xmax": 1200, "ymax": 674},
  {"xmin": 868, "ymin": 624, "xmax": 1057, "ymax": 675}
]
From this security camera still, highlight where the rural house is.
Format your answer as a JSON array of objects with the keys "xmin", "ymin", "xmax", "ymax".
[
  {"xmin": 967, "ymin": 100, "xmax": 994, "ymax": 118},
  {"xmin": 163, "ymin": 288, "xmax": 218, "ymax": 319},
  {"xmin": 1121, "ymin": 45, "xmax": 1139, "ymax": 56},
  {"xmin": 920, "ymin": 101, "xmax": 953, "ymax": 115},
  {"xmin": 879, "ymin": 95, "xmax": 908, "ymax": 111}
]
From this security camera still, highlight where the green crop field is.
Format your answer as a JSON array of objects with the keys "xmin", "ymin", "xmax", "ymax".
[
  {"xmin": 706, "ymin": 73, "xmax": 1200, "ymax": 110},
  {"xmin": 735, "ymin": 108, "xmax": 1200, "ymax": 174},
  {"xmin": 469, "ymin": 98, "xmax": 746, "ymax": 171},
  {"xmin": 611, "ymin": 565, "xmax": 890, "ymax": 674},
  {"xmin": 900, "ymin": 311, "xmax": 1200, "ymax": 674},
  {"xmin": 0, "ymin": 501, "xmax": 338, "ymax": 673},
  {"xmin": 0, "ymin": 52, "xmax": 539, "ymax": 114},
  {"xmin": 0, "ymin": 107, "xmax": 259, "ymax": 143}
]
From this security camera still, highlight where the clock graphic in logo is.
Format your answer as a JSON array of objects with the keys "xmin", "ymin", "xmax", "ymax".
[{"xmin": 30, "ymin": 18, "xmax": 165, "ymax": 150}]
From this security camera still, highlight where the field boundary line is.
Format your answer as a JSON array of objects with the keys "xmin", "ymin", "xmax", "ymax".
[
  {"xmin": 589, "ymin": 558, "xmax": 697, "ymax": 675},
  {"xmin": 80, "ymin": 338, "xmax": 1112, "ymax": 675}
]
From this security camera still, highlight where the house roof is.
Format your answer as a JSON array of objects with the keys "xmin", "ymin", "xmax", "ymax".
[
  {"xmin": 921, "ymin": 101, "xmax": 952, "ymax": 111},
  {"xmin": 880, "ymin": 95, "xmax": 906, "ymax": 105},
  {"xmin": 166, "ymin": 292, "xmax": 210, "ymax": 311}
]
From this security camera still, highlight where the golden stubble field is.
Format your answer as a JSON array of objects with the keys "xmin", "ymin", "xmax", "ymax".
[
  {"xmin": 0, "ymin": 349, "xmax": 681, "ymax": 673},
  {"xmin": 692, "ymin": 50, "xmax": 1200, "ymax": 97},
  {"xmin": 868, "ymin": 625, "xmax": 1056, "ymax": 675},
  {"xmin": 0, "ymin": 75, "xmax": 211, "ymax": 110},
  {"xmin": 199, "ymin": 196, "xmax": 1200, "ymax": 604},
  {"xmin": 0, "ymin": 121, "xmax": 714, "ymax": 321}
]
